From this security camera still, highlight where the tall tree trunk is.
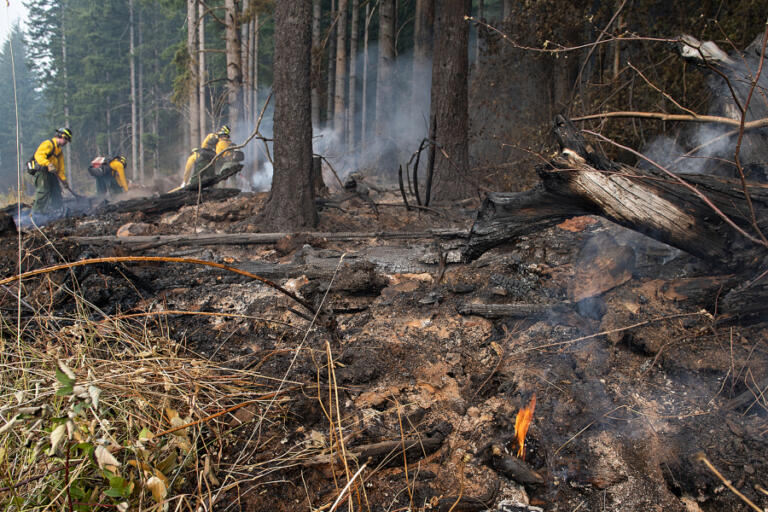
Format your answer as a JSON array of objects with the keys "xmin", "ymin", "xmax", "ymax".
[
  {"xmin": 311, "ymin": 0, "xmax": 322, "ymax": 127},
  {"xmin": 361, "ymin": 2, "xmax": 371, "ymax": 148},
  {"xmin": 326, "ymin": 0, "xmax": 336, "ymax": 126},
  {"xmin": 62, "ymin": 15, "xmax": 72, "ymax": 188},
  {"xmin": 241, "ymin": 0, "xmax": 250, "ymax": 120},
  {"xmin": 138, "ymin": 7, "xmax": 145, "ymax": 184},
  {"xmin": 374, "ymin": 0, "xmax": 396, "ymax": 169},
  {"xmin": 263, "ymin": 0, "xmax": 317, "ymax": 230},
  {"xmin": 475, "ymin": 0, "xmax": 484, "ymax": 63},
  {"xmin": 430, "ymin": 0, "xmax": 470, "ymax": 201},
  {"xmin": 333, "ymin": 0, "xmax": 348, "ymax": 141},
  {"xmin": 129, "ymin": 0, "xmax": 138, "ymax": 181},
  {"xmin": 225, "ymin": 0, "xmax": 243, "ymax": 129},
  {"xmin": 412, "ymin": 0, "xmax": 434, "ymax": 128},
  {"xmin": 152, "ymin": 13, "xmax": 159, "ymax": 181},
  {"xmin": 198, "ymin": 1, "xmax": 207, "ymax": 137},
  {"xmin": 187, "ymin": 0, "xmax": 200, "ymax": 150},
  {"xmin": 347, "ymin": 0, "xmax": 359, "ymax": 150},
  {"xmin": 251, "ymin": 12, "xmax": 260, "ymax": 188},
  {"xmin": 503, "ymin": 0, "xmax": 512, "ymax": 21},
  {"xmin": 106, "ymin": 90, "xmax": 112, "ymax": 155}
]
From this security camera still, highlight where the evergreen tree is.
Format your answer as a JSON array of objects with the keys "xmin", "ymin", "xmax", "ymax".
[{"xmin": 0, "ymin": 25, "xmax": 46, "ymax": 191}]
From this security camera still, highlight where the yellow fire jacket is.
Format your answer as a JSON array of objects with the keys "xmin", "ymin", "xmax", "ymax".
[
  {"xmin": 109, "ymin": 160, "xmax": 129, "ymax": 191},
  {"xmin": 215, "ymin": 138, "xmax": 233, "ymax": 159},
  {"xmin": 34, "ymin": 139, "xmax": 66, "ymax": 181},
  {"xmin": 202, "ymin": 132, "xmax": 218, "ymax": 150},
  {"xmin": 182, "ymin": 151, "xmax": 198, "ymax": 185}
]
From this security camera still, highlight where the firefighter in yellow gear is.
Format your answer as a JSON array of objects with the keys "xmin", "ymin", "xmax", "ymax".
[
  {"xmin": 181, "ymin": 130, "xmax": 219, "ymax": 187},
  {"xmin": 91, "ymin": 156, "xmax": 128, "ymax": 195},
  {"xmin": 215, "ymin": 125, "xmax": 233, "ymax": 159},
  {"xmin": 31, "ymin": 128, "xmax": 72, "ymax": 214}
]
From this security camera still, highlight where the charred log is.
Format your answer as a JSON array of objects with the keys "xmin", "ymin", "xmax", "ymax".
[
  {"xmin": 96, "ymin": 188, "xmax": 240, "ymax": 216},
  {"xmin": 464, "ymin": 116, "xmax": 768, "ymax": 275}
]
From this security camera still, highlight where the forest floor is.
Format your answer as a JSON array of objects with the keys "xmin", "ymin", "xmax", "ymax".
[{"xmin": 1, "ymin": 183, "xmax": 766, "ymax": 511}]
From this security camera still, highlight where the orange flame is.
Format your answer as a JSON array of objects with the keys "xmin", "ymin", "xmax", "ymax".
[{"xmin": 514, "ymin": 393, "xmax": 537, "ymax": 460}]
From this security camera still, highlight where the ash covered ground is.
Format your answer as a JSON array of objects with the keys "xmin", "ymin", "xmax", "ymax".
[{"xmin": 3, "ymin": 185, "xmax": 766, "ymax": 512}]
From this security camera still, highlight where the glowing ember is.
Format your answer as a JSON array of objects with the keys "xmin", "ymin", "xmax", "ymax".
[{"xmin": 514, "ymin": 393, "xmax": 537, "ymax": 459}]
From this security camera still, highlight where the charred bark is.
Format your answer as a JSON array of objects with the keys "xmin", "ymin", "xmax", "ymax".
[
  {"xmin": 263, "ymin": 0, "xmax": 317, "ymax": 230},
  {"xmin": 464, "ymin": 116, "xmax": 768, "ymax": 275},
  {"xmin": 430, "ymin": 0, "xmax": 471, "ymax": 201}
]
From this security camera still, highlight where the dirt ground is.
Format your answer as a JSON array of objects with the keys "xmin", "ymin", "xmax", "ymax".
[{"xmin": 4, "ymin": 185, "xmax": 767, "ymax": 512}]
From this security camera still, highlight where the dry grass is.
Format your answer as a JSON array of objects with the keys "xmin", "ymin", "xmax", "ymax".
[{"xmin": 0, "ymin": 266, "xmax": 326, "ymax": 510}]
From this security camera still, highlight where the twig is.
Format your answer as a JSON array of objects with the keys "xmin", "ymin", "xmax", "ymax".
[
  {"xmin": 328, "ymin": 463, "xmax": 367, "ymax": 512},
  {"xmin": 154, "ymin": 388, "xmax": 296, "ymax": 438},
  {"xmin": 696, "ymin": 453, "xmax": 763, "ymax": 512}
]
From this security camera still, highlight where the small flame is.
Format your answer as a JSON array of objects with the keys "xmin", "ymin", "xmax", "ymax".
[{"xmin": 514, "ymin": 393, "xmax": 537, "ymax": 460}]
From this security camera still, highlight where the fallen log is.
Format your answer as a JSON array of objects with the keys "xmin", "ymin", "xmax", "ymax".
[
  {"xmin": 96, "ymin": 188, "xmax": 240, "ymax": 216},
  {"xmin": 458, "ymin": 302, "xmax": 568, "ymax": 319},
  {"xmin": 69, "ymin": 228, "xmax": 468, "ymax": 249},
  {"xmin": 464, "ymin": 116, "xmax": 768, "ymax": 275},
  {"xmin": 96, "ymin": 163, "xmax": 244, "ymax": 216}
]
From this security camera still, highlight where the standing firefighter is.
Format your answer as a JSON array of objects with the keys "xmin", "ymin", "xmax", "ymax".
[
  {"xmin": 181, "ymin": 130, "xmax": 218, "ymax": 187},
  {"xmin": 29, "ymin": 128, "xmax": 72, "ymax": 214},
  {"xmin": 89, "ymin": 155, "xmax": 128, "ymax": 196}
]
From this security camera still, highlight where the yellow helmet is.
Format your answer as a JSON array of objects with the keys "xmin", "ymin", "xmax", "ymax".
[
  {"xmin": 57, "ymin": 127, "xmax": 73, "ymax": 141},
  {"xmin": 115, "ymin": 155, "xmax": 127, "ymax": 166},
  {"xmin": 217, "ymin": 125, "xmax": 231, "ymax": 138}
]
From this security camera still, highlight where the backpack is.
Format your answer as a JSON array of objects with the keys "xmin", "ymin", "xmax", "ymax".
[
  {"xmin": 26, "ymin": 140, "xmax": 55, "ymax": 176},
  {"xmin": 87, "ymin": 156, "xmax": 112, "ymax": 178}
]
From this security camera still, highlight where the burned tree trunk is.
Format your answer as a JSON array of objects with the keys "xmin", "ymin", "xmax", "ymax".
[{"xmin": 464, "ymin": 116, "xmax": 768, "ymax": 276}]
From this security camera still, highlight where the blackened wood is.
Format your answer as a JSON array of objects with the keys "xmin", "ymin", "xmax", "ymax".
[
  {"xmin": 96, "ymin": 188, "xmax": 240, "ymax": 216},
  {"xmin": 464, "ymin": 116, "xmax": 768, "ymax": 272},
  {"xmin": 488, "ymin": 444, "xmax": 544, "ymax": 485},
  {"xmin": 458, "ymin": 302, "xmax": 567, "ymax": 319}
]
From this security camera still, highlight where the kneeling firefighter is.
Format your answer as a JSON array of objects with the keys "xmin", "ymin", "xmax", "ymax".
[
  {"xmin": 89, "ymin": 155, "xmax": 128, "ymax": 196},
  {"xmin": 181, "ymin": 131, "xmax": 218, "ymax": 187}
]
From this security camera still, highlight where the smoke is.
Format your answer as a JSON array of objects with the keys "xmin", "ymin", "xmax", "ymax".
[
  {"xmin": 641, "ymin": 36, "xmax": 768, "ymax": 179},
  {"xmin": 229, "ymin": 46, "xmax": 433, "ymax": 191}
]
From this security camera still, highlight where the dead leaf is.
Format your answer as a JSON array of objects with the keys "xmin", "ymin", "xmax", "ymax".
[
  {"xmin": 49, "ymin": 424, "xmax": 67, "ymax": 455},
  {"xmin": 57, "ymin": 360, "xmax": 76, "ymax": 381},
  {"xmin": 146, "ymin": 476, "xmax": 167, "ymax": 502},
  {"xmin": 94, "ymin": 445, "xmax": 121, "ymax": 469},
  {"xmin": 88, "ymin": 386, "xmax": 101, "ymax": 409}
]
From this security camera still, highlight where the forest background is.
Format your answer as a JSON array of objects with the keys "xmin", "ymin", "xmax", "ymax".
[{"xmin": 0, "ymin": 0, "xmax": 765, "ymax": 197}]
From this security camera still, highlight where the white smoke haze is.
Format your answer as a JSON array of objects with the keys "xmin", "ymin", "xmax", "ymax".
[
  {"xmin": 640, "ymin": 119, "xmax": 737, "ymax": 176},
  {"xmin": 316, "ymin": 45, "xmax": 433, "ymax": 184},
  {"xmin": 228, "ymin": 47, "xmax": 433, "ymax": 192}
]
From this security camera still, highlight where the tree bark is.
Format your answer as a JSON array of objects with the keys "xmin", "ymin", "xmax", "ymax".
[
  {"xmin": 374, "ymin": 0, "xmax": 396, "ymax": 170},
  {"xmin": 225, "ymin": 0, "xmax": 243, "ymax": 129},
  {"xmin": 198, "ymin": 1, "xmax": 207, "ymax": 137},
  {"xmin": 430, "ymin": 0, "xmax": 471, "ymax": 201},
  {"xmin": 326, "ymin": 0, "xmax": 336, "ymax": 126},
  {"xmin": 361, "ymin": 2, "xmax": 371, "ymax": 147},
  {"xmin": 347, "ymin": 0, "xmax": 359, "ymax": 150},
  {"xmin": 138, "ymin": 7, "xmax": 145, "ymax": 184},
  {"xmin": 129, "ymin": 0, "xmax": 138, "ymax": 181},
  {"xmin": 263, "ymin": 0, "xmax": 317, "ymax": 230},
  {"xmin": 333, "ymin": 0, "xmax": 348, "ymax": 140},
  {"xmin": 187, "ymin": 0, "xmax": 200, "ymax": 151},
  {"xmin": 311, "ymin": 0, "xmax": 322, "ymax": 127},
  {"xmin": 412, "ymin": 0, "xmax": 434, "ymax": 126}
]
